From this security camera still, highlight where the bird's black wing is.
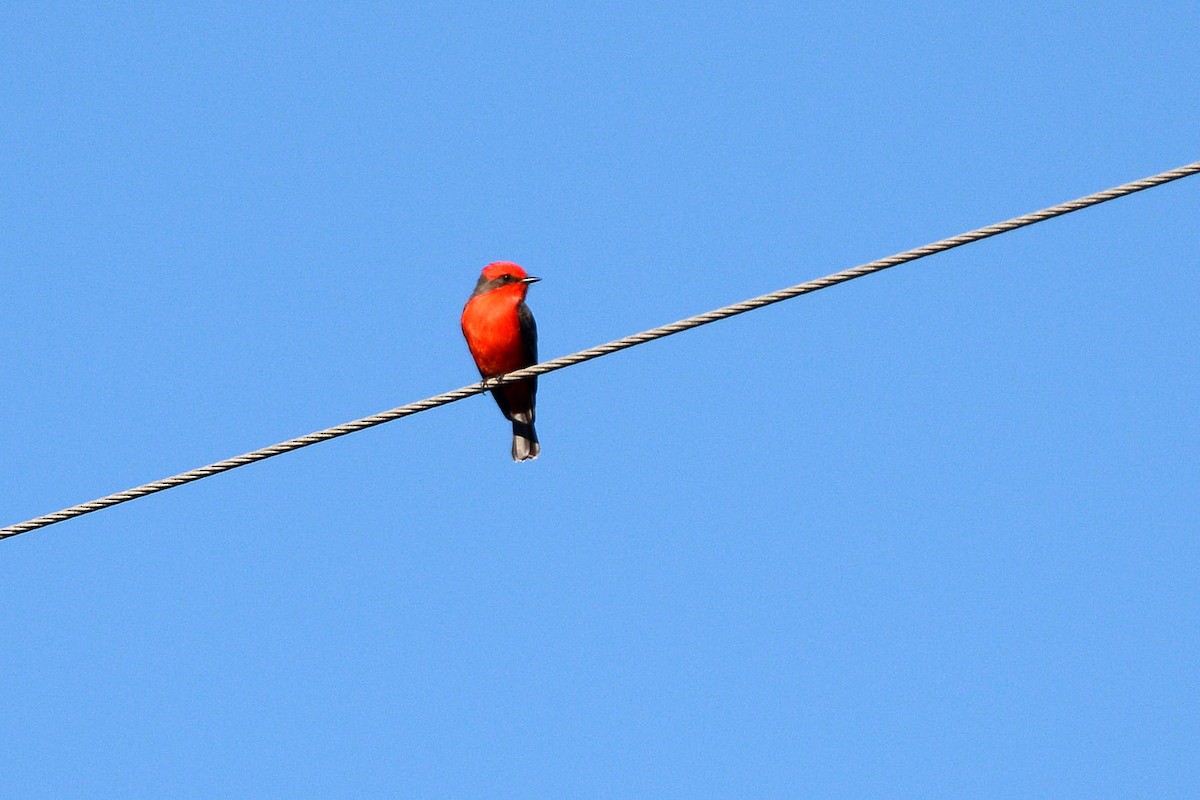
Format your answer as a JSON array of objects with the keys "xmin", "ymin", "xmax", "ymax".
[
  {"xmin": 518, "ymin": 301, "xmax": 538, "ymax": 366},
  {"xmin": 518, "ymin": 300, "xmax": 538, "ymax": 401}
]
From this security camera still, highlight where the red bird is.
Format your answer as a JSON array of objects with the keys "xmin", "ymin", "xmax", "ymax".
[{"xmin": 461, "ymin": 261, "xmax": 541, "ymax": 461}]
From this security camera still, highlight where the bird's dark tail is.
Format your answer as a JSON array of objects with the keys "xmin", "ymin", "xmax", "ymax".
[{"xmin": 511, "ymin": 420, "xmax": 540, "ymax": 462}]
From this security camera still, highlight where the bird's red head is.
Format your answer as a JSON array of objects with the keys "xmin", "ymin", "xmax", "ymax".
[
  {"xmin": 481, "ymin": 261, "xmax": 528, "ymax": 282},
  {"xmin": 471, "ymin": 261, "xmax": 541, "ymax": 297}
]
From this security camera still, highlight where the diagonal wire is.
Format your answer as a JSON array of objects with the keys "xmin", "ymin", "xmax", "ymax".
[{"xmin": 3, "ymin": 160, "xmax": 1199, "ymax": 541}]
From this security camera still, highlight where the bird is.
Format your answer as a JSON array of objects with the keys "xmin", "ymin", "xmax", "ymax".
[{"xmin": 461, "ymin": 261, "xmax": 541, "ymax": 461}]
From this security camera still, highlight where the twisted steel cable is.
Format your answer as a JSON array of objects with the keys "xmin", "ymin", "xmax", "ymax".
[{"xmin": 4, "ymin": 160, "xmax": 1198, "ymax": 540}]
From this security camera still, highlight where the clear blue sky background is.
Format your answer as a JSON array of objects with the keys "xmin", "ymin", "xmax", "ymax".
[{"xmin": 2, "ymin": 3, "xmax": 1198, "ymax": 796}]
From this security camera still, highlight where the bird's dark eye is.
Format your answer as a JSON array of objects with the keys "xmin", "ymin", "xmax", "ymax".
[{"xmin": 502, "ymin": 274, "xmax": 514, "ymax": 282}]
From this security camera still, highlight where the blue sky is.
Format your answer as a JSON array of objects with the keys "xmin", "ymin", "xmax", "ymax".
[{"xmin": 2, "ymin": 3, "xmax": 1198, "ymax": 796}]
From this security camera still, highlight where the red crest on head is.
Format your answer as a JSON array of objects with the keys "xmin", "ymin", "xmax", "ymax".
[{"xmin": 480, "ymin": 261, "xmax": 528, "ymax": 281}]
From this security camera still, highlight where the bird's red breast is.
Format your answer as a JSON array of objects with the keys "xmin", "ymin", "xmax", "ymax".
[{"xmin": 461, "ymin": 287, "xmax": 529, "ymax": 376}]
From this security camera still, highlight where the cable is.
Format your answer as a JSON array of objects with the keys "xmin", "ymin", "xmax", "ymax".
[{"xmin": 3, "ymin": 161, "xmax": 1198, "ymax": 540}]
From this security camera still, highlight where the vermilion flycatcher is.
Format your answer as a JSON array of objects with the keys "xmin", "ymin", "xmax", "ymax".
[{"xmin": 461, "ymin": 261, "xmax": 541, "ymax": 461}]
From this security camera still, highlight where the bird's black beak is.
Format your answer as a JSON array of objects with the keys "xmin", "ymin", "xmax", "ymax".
[{"xmin": 520, "ymin": 276, "xmax": 541, "ymax": 284}]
